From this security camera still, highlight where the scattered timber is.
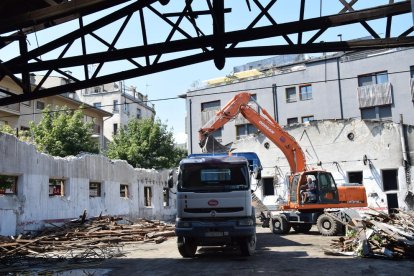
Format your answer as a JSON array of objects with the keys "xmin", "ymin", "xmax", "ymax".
[
  {"xmin": 325, "ymin": 209, "xmax": 414, "ymax": 259},
  {"xmin": 0, "ymin": 212, "xmax": 175, "ymax": 262}
]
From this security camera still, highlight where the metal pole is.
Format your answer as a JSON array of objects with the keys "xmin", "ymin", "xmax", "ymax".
[{"xmin": 272, "ymin": 84, "xmax": 278, "ymax": 123}]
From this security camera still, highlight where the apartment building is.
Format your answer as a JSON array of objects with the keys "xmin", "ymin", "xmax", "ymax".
[
  {"xmin": 76, "ymin": 82, "xmax": 156, "ymax": 148},
  {"xmin": 183, "ymin": 48, "xmax": 414, "ymax": 154},
  {"xmin": 0, "ymin": 75, "xmax": 111, "ymax": 148}
]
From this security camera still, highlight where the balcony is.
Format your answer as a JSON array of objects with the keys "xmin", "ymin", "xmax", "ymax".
[{"xmin": 357, "ymin": 83, "xmax": 392, "ymax": 108}]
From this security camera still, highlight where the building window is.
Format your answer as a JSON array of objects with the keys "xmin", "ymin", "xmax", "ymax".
[
  {"xmin": 302, "ymin": 116, "xmax": 314, "ymax": 123},
  {"xmin": 361, "ymin": 106, "xmax": 392, "ymax": 120},
  {"xmin": 92, "ymin": 124, "xmax": 100, "ymax": 134},
  {"xmin": 236, "ymin": 124, "xmax": 257, "ymax": 140},
  {"xmin": 201, "ymin": 100, "xmax": 222, "ymax": 139},
  {"xmin": 358, "ymin": 71, "xmax": 388, "ymax": 86},
  {"xmin": 93, "ymin": 102, "xmax": 102, "ymax": 109},
  {"xmin": 358, "ymin": 71, "xmax": 392, "ymax": 108},
  {"xmin": 113, "ymin": 123, "xmax": 118, "ymax": 135},
  {"xmin": 93, "ymin": 86, "xmax": 102, "ymax": 93},
  {"xmin": 144, "ymin": 187, "xmax": 152, "ymax": 207},
  {"xmin": 113, "ymin": 100, "xmax": 119, "ymax": 113},
  {"xmin": 163, "ymin": 188, "xmax": 170, "ymax": 207},
  {"xmin": 348, "ymin": 171, "xmax": 363, "ymax": 184},
  {"xmin": 89, "ymin": 182, "xmax": 101, "ymax": 197},
  {"xmin": 136, "ymin": 108, "xmax": 142, "ymax": 119},
  {"xmin": 0, "ymin": 175, "xmax": 18, "ymax": 195},
  {"xmin": 287, "ymin": 117, "xmax": 298, "ymax": 125},
  {"xmin": 209, "ymin": 128, "xmax": 223, "ymax": 142},
  {"xmin": 36, "ymin": 101, "xmax": 45, "ymax": 110},
  {"xmin": 299, "ymin": 85, "xmax": 312, "ymax": 101},
  {"xmin": 201, "ymin": 100, "xmax": 220, "ymax": 112},
  {"xmin": 262, "ymin": 177, "xmax": 275, "ymax": 196},
  {"xmin": 49, "ymin": 178, "xmax": 65, "ymax": 196},
  {"xmin": 410, "ymin": 66, "xmax": 414, "ymax": 78},
  {"xmin": 382, "ymin": 169, "xmax": 398, "ymax": 191},
  {"xmin": 124, "ymin": 102, "xmax": 130, "ymax": 114},
  {"xmin": 286, "ymin": 87, "xmax": 297, "ymax": 103},
  {"xmin": 120, "ymin": 184, "xmax": 129, "ymax": 198}
]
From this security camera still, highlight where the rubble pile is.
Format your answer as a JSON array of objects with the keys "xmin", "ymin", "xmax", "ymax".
[
  {"xmin": 0, "ymin": 212, "xmax": 175, "ymax": 261},
  {"xmin": 327, "ymin": 209, "xmax": 414, "ymax": 259}
]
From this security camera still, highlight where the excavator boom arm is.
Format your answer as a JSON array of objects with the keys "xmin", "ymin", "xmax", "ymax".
[{"xmin": 199, "ymin": 92, "xmax": 306, "ymax": 173}]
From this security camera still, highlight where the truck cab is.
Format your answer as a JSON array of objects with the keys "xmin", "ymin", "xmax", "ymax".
[{"xmin": 172, "ymin": 155, "xmax": 258, "ymax": 257}]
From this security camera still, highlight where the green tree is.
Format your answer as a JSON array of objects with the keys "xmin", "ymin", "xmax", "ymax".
[
  {"xmin": 0, "ymin": 124, "xmax": 15, "ymax": 135},
  {"xmin": 30, "ymin": 106, "xmax": 99, "ymax": 157},
  {"xmin": 106, "ymin": 118, "xmax": 187, "ymax": 169}
]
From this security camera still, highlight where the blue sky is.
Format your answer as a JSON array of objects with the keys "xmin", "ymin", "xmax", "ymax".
[{"xmin": 1, "ymin": 0, "xmax": 411, "ymax": 144}]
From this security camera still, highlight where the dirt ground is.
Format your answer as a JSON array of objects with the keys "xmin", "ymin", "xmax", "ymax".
[{"xmin": 2, "ymin": 225, "xmax": 413, "ymax": 276}]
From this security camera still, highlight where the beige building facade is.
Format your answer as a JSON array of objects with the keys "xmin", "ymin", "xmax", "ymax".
[{"xmin": 0, "ymin": 76, "xmax": 111, "ymax": 148}]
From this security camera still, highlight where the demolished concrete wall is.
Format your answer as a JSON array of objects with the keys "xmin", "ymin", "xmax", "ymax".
[
  {"xmin": 0, "ymin": 133, "xmax": 176, "ymax": 236},
  {"xmin": 233, "ymin": 119, "xmax": 414, "ymax": 212}
]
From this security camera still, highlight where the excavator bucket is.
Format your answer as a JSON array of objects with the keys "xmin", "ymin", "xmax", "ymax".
[{"xmin": 201, "ymin": 134, "xmax": 231, "ymax": 153}]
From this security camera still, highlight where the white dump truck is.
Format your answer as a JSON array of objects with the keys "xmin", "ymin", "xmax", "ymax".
[{"xmin": 170, "ymin": 154, "xmax": 261, "ymax": 257}]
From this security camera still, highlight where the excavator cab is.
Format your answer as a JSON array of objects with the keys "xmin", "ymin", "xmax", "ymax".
[{"xmin": 288, "ymin": 171, "xmax": 339, "ymax": 208}]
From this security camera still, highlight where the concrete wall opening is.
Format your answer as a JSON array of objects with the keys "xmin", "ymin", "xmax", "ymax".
[
  {"xmin": 120, "ymin": 184, "xmax": 129, "ymax": 198},
  {"xmin": 49, "ymin": 178, "xmax": 65, "ymax": 196},
  {"xmin": 89, "ymin": 182, "xmax": 102, "ymax": 197},
  {"xmin": 163, "ymin": 188, "xmax": 170, "ymax": 207},
  {"xmin": 347, "ymin": 171, "xmax": 363, "ymax": 184},
  {"xmin": 144, "ymin": 186, "xmax": 152, "ymax": 207},
  {"xmin": 262, "ymin": 177, "xmax": 275, "ymax": 196},
  {"xmin": 382, "ymin": 169, "xmax": 398, "ymax": 191},
  {"xmin": 0, "ymin": 175, "xmax": 18, "ymax": 195}
]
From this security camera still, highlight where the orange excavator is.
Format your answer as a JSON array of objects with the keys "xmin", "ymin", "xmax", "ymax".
[{"xmin": 199, "ymin": 92, "xmax": 367, "ymax": 235}]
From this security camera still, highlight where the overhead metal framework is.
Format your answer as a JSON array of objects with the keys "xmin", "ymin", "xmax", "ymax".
[{"xmin": 0, "ymin": 0, "xmax": 413, "ymax": 106}]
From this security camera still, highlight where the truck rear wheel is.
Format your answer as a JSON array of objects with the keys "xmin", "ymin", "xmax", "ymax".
[
  {"xmin": 270, "ymin": 215, "xmax": 291, "ymax": 234},
  {"xmin": 177, "ymin": 236, "xmax": 197, "ymax": 258},
  {"xmin": 292, "ymin": 223, "xmax": 312, "ymax": 233},
  {"xmin": 240, "ymin": 235, "xmax": 256, "ymax": 256},
  {"xmin": 316, "ymin": 214, "xmax": 341, "ymax": 236}
]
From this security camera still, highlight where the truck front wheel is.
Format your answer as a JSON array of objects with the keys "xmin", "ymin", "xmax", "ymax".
[
  {"xmin": 177, "ymin": 236, "xmax": 197, "ymax": 258},
  {"xmin": 240, "ymin": 234, "xmax": 256, "ymax": 256}
]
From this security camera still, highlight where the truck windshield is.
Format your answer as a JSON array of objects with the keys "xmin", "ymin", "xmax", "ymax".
[{"xmin": 178, "ymin": 163, "xmax": 249, "ymax": 192}]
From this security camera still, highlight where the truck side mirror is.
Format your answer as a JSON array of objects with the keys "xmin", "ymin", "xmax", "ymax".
[
  {"xmin": 254, "ymin": 167, "xmax": 262, "ymax": 180},
  {"xmin": 168, "ymin": 169, "xmax": 174, "ymax": 188}
]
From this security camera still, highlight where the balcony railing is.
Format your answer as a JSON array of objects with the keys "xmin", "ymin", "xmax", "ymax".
[{"xmin": 357, "ymin": 82, "xmax": 392, "ymax": 108}]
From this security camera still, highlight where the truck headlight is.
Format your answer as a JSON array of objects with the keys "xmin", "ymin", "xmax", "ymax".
[
  {"xmin": 238, "ymin": 218, "xmax": 254, "ymax": 226},
  {"xmin": 176, "ymin": 221, "xmax": 192, "ymax": 228}
]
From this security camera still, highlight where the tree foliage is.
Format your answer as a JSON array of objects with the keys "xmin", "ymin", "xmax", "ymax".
[
  {"xmin": 30, "ymin": 106, "xmax": 99, "ymax": 157},
  {"xmin": 106, "ymin": 118, "xmax": 187, "ymax": 169},
  {"xmin": 0, "ymin": 124, "xmax": 14, "ymax": 135}
]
